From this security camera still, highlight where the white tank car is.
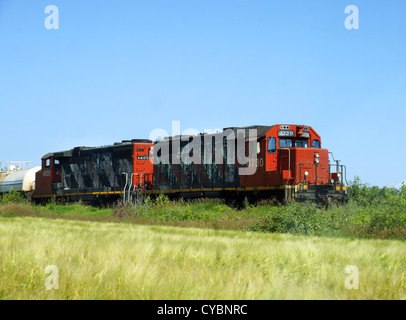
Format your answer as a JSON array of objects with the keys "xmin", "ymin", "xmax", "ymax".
[{"xmin": 0, "ymin": 165, "xmax": 41, "ymax": 193}]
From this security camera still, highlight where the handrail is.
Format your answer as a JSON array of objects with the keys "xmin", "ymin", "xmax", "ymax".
[
  {"xmin": 280, "ymin": 148, "xmax": 291, "ymax": 186},
  {"xmin": 122, "ymin": 172, "xmax": 128, "ymax": 203},
  {"xmin": 154, "ymin": 162, "xmax": 347, "ymax": 189},
  {"xmin": 129, "ymin": 173, "xmax": 137, "ymax": 202}
]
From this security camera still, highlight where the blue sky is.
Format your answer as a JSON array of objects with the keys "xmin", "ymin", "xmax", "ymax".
[{"xmin": 0, "ymin": 0, "xmax": 405, "ymax": 187}]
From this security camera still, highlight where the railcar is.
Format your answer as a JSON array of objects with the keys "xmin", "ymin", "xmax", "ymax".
[
  {"xmin": 151, "ymin": 124, "xmax": 347, "ymax": 204},
  {"xmin": 32, "ymin": 124, "xmax": 348, "ymax": 205},
  {"xmin": 32, "ymin": 139, "xmax": 153, "ymax": 204},
  {"xmin": 0, "ymin": 162, "xmax": 41, "ymax": 199}
]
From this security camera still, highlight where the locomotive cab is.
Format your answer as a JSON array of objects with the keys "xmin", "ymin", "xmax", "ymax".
[
  {"xmin": 264, "ymin": 124, "xmax": 347, "ymax": 202},
  {"xmin": 34, "ymin": 154, "xmax": 61, "ymax": 196}
]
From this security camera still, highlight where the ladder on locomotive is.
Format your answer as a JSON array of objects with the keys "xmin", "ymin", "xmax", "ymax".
[{"xmin": 122, "ymin": 172, "xmax": 147, "ymax": 207}]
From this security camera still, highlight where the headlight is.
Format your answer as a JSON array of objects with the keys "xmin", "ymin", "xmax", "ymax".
[
  {"xmin": 337, "ymin": 172, "xmax": 341, "ymax": 178},
  {"xmin": 314, "ymin": 158, "xmax": 320, "ymax": 164},
  {"xmin": 330, "ymin": 179, "xmax": 334, "ymax": 184},
  {"xmin": 315, "ymin": 153, "xmax": 320, "ymax": 158},
  {"xmin": 304, "ymin": 170, "xmax": 309, "ymax": 176}
]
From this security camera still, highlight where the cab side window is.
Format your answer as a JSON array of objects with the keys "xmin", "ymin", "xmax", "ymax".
[
  {"xmin": 312, "ymin": 139, "xmax": 321, "ymax": 148},
  {"xmin": 267, "ymin": 137, "xmax": 276, "ymax": 154},
  {"xmin": 54, "ymin": 159, "xmax": 60, "ymax": 168}
]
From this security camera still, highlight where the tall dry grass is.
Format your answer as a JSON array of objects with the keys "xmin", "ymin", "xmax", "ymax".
[{"xmin": 0, "ymin": 217, "xmax": 404, "ymax": 300}]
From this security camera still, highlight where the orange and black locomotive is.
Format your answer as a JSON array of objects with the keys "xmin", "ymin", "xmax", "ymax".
[{"xmin": 32, "ymin": 124, "xmax": 348, "ymax": 205}]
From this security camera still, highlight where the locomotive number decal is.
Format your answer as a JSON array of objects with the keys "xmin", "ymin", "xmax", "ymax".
[
  {"xmin": 43, "ymin": 170, "xmax": 51, "ymax": 177},
  {"xmin": 248, "ymin": 158, "xmax": 264, "ymax": 168},
  {"xmin": 137, "ymin": 156, "xmax": 149, "ymax": 160}
]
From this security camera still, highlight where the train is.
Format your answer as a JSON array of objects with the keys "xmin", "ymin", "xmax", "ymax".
[{"xmin": 10, "ymin": 124, "xmax": 347, "ymax": 206}]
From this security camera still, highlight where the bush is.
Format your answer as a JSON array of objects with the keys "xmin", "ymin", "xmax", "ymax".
[
  {"xmin": 248, "ymin": 180, "xmax": 406, "ymax": 240},
  {"xmin": 249, "ymin": 202, "xmax": 331, "ymax": 236},
  {"xmin": 154, "ymin": 193, "xmax": 170, "ymax": 207},
  {"xmin": 1, "ymin": 177, "xmax": 404, "ymax": 240},
  {"xmin": 1, "ymin": 190, "xmax": 26, "ymax": 204}
]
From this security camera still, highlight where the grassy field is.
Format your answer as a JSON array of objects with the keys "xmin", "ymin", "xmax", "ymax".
[
  {"xmin": 0, "ymin": 179, "xmax": 405, "ymax": 299},
  {"xmin": 0, "ymin": 216, "xmax": 404, "ymax": 300}
]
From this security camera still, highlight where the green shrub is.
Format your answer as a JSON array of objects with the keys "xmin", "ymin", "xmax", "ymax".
[
  {"xmin": 1, "ymin": 177, "xmax": 404, "ymax": 240},
  {"xmin": 1, "ymin": 190, "xmax": 26, "ymax": 204},
  {"xmin": 154, "ymin": 193, "xmax": 170, "ymax": 206}
]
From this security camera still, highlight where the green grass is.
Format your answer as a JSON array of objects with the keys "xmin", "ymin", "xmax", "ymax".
[
  {"xmin": 1, "ymin": 181, "xmax": 405, "ymax": 240},
  {"xmin": 45, "ymin": 201, "xmax": 112, "ymax": 217},
  {"xmin": 0, "ymin": 216, "xmax": 404, "ymax": 300},
  {"xmin": 0, "ymin": 179, "xmax": 405, "ymax": 299}
]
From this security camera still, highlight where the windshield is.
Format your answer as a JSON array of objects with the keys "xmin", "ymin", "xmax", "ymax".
[
  {"xmin": 295, "ymin": 140, "xmax": 308, "ymax": 148},
  {"xmin": 279, "ymin": 139, "xmax": 293, "ymax": 148},
  {"xmin": 279, "ymin": 139, "xmax": 311, "ymax": 148}
]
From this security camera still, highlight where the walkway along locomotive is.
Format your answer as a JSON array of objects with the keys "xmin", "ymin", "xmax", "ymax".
[{"xmin": 31, "ymin": 124, "xmax": 348, "ymax": 205}]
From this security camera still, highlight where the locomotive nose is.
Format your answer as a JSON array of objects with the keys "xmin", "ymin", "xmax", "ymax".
[{"xmin": 295, "ymin": 149, "xmax": 329, "ymax": 185}]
